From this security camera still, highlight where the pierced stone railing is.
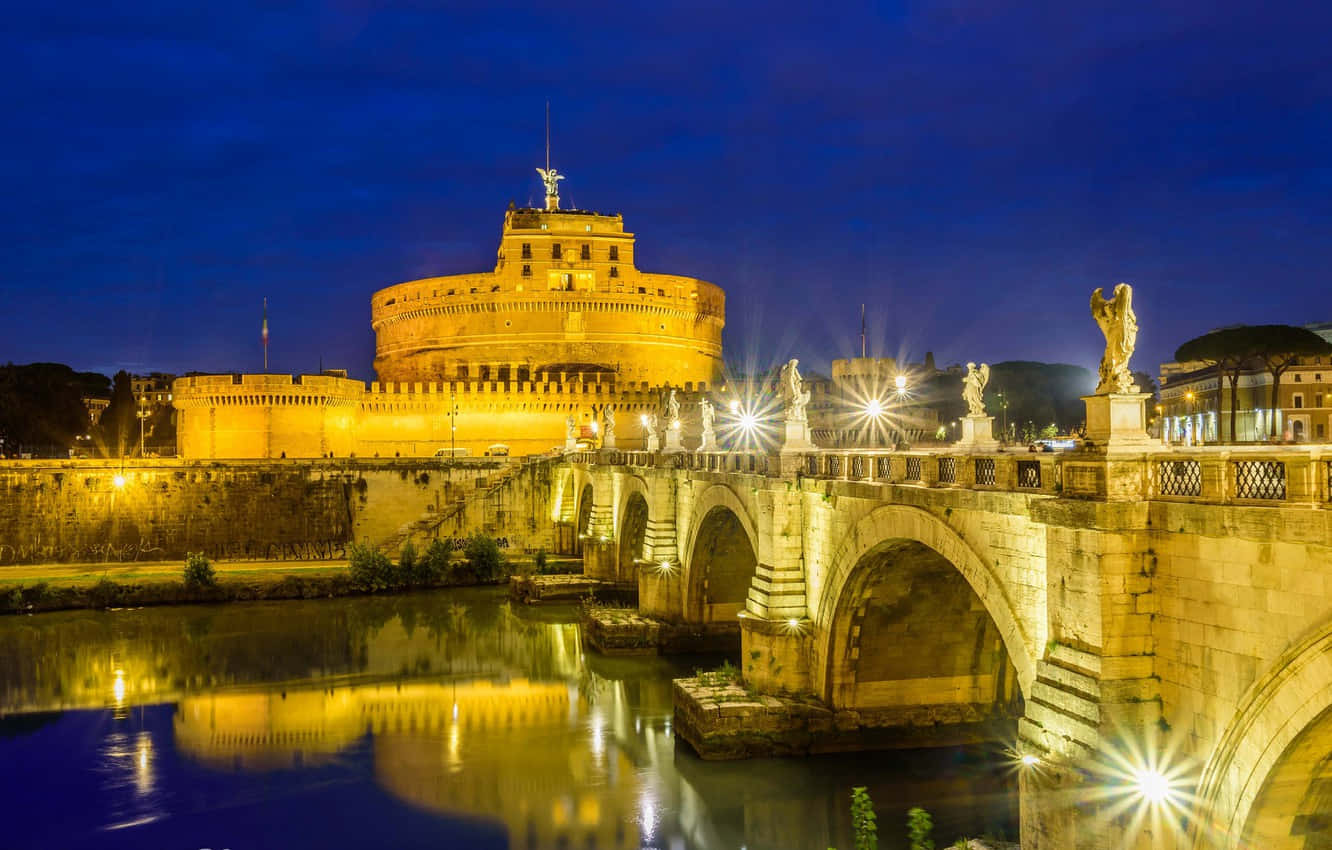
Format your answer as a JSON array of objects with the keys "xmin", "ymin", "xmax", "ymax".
[
  {"xmin": 565, "ymin": 444, "xmax": 1330, "ymax": 505},
  {"xmin": 1144, "ymin": 448, "xmax": 1330, "ymax": 505}
]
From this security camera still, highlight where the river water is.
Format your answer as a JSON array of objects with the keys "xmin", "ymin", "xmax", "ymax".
[{"xmin": 0, "ymin": 588, "xmax": 1017, "ymax": 849}]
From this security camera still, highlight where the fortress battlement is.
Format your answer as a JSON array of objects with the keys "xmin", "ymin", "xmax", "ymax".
[{"xmin": 175, "ymin": 172, "xmax": 725, "ymax": 459}]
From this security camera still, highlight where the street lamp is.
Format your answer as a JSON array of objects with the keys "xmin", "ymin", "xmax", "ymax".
[{"xmin": 136, "ymin": 395, "xmax": 150, "ymax": 457}]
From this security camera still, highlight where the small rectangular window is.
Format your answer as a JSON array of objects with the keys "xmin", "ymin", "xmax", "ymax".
[
  {"xmin": 609, "ymin": 266, "xmax": 618, "ymax": 278},
  {"xmin": 637, "ymin": 286, "xmax": 646, "ymax": 294},
  {"xmin": 1316, "ymin": 394, "xmax": 1324, "ymax": 408},
  {"xmin": 1295, "ymin": 374, "xmax": 1303, "ymax": 383},
  {"xmin": 1294, "ymin": 394, "xmax": 1304, "ymax": 409},
  {"xmin": 522, "ymin": 265, "xmax": 531, "ymax": 277},
  {"xmin": 580, "ymin": 243, "xmax": 591, "ymax": 260},
  {"xmin": 609, "ymin": 245, "xmax": 619, "ymax": 261},
  {"xmin": 552, "ymin": 244, "xmax": 562, "ymax": 259},
  {"xmin": 657, "ymin": 288, "xmax": 665, "ymax": 296},
  {"xmin": 521, "ymin": 243, "xmax": 531, "ymax": 259}
]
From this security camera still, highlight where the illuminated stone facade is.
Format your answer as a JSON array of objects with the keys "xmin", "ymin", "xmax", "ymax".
[
  {"xmin": 372, "ymin": 206, "xmax": 723, "ymax": 386},
  {"xmin": 173, "ymin": 189, "xmax": 725, "ymax": 458}
]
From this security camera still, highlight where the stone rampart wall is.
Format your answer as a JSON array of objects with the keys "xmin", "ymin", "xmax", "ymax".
[{"xmin": 0, "ymin": 458, "xmax": 555, "ymax": 566}]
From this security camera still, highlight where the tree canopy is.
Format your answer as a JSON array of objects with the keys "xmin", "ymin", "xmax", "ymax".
[
  {"xmin": 1175, "ymin": 324, "xmax": 1332, "ymax": 439},
  {"xmin": 1176, "ymin": 324, "xmax": 1332, "ymax": 365},
  {"xmin": 983, "ymin": 361, "xmax": 1096, "ymax": 436},
  {"xmin": 0, "ymin": 363, "xmax": 110, "ymax": 456}
]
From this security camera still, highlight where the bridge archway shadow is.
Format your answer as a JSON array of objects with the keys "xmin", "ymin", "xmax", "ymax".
[
  {"xmin": 617, "ymin": 492, "xmax": 649, "ymax": 574},
  {"xmin": 573, "ymin": 484, "xmax": 593, "ymax": 557},
  {"xmin": 686, "ymin": 505, "xmax": 758, "ymax": 627},
  {"xmin": 823, "ymin": 539, "xmax": 1024, "ymax": 747},
  {"xmin": 1195, "ymin": 618, "xmax": 1332, "ymax": 850}
]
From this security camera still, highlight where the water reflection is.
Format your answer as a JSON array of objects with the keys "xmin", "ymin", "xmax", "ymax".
[{"xmin": 0, "ymin": 589, "xmax": 1018, "ymax": 849}]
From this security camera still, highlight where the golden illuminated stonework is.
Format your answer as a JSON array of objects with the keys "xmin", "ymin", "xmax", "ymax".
[
  {"xmin": 172, "ymin": 174, "xmax": 724, "ymax": 458},
  {"xmin": 371, "ymin": 204, "xmax": 724, "ymax": 387}
]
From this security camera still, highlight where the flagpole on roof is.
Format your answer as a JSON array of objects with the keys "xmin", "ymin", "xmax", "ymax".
[{"xmin": 262, "ymin": 297, "xmax": 269, "ymax": 371}]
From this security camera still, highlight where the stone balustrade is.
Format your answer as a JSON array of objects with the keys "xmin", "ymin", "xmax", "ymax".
[{"xmin": 567, "ymin": 444, "xmax": 1332, "ymax": 506}]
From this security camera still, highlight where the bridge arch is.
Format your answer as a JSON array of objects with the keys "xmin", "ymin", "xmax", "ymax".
[
  {"xmin": 681, "ymin": 484, "xmax": 760, "ymax": 624},
  {"xmin": 814, "ymin": 504, "xmax": 1037, "ymax": 706},
  {"xmin": 1193, "ymin": 617, "xmax": 1332, "ymax": 850},
  {"xmin": 615, "ymin": 475, "xmax": 650, "ymax": 571}
]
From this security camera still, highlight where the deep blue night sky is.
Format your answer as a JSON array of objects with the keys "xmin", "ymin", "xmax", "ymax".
[{"xmin": 5, "ymin": 1, "xmax": 1329, "ymax": 382}]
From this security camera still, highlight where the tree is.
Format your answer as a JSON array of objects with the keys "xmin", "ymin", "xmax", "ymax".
[
  {"xmin": 95, "ymin": 370, "xmax": 137, "ymax": 457},
  {"xmin": 1177, "ymin": 325, "xmax": 1332, "ymax": 440},
  {"xmin": 0, "ymin": 363, "xmax": 110, "ymax": 457},
  {"xmin": 975, "ymin": 362, "xmax": 1096, "ymax": 437}
]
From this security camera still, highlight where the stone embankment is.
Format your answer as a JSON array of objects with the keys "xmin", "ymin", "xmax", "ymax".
[{"xmin": 0, "ymin": 562, "xmax": 518, "ymax": 616}]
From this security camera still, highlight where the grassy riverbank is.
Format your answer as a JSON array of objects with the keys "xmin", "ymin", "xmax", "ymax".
[{"xmin": 0, "ymin": 553, "xmax": 582, "ymax": 615}]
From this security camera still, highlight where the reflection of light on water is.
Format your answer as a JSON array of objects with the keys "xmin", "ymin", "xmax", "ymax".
[
  {"xmin": 447, "ymin": 722, "xmax": 461, "ymax": 773},
  {"xmin": 112, "ymin": 670, "xmax": 126, "ymax": 705},
  {"xmin": 590, "ymin": 712, "xmax": 605, "ymax": 760},
  {"xmin": 134, "ymin": 732, "xmax": 153, "ymax": 797},
  {"xmin": 639, "ymin": 789, "xmax": 657, "ymax": 840},
  {"xmin": 98, "ymin": 728, "xmax": 163, "ymax": 831}
]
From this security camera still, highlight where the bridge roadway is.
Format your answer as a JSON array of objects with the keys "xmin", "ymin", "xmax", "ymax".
[{"xmin": 555, "ymin": 444, "xmax": 1332, "ymax": 849}]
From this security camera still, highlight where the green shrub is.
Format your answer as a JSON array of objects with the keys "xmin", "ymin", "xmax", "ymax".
[
  {"xmin": 398, "ymin": 541, "xmax": 418, "ymax": 584},
  {"xmin": 420, "ymin": 540, "xmax": 451, "ymax": 585},
  {"xmin": 348, "ymin": 542, "xmax": 394, "ymax": 592},
  {"xmin": 89, "ymin": 577, "xmax": 122, "ymax": 608},
  {"xmin": 183, "ymin": 553, "xmax": 217, "ymax": 588},
  {"xmin": 464, "ymin": 534, "xmax": 505, "ymax": 582},
  {"xmin": 907, "ymin": 806, "xmax": 933, "ymax": 850},
  {"xmin": 852, "ymin": 787, "xmax": 877, "ymax": 850}
]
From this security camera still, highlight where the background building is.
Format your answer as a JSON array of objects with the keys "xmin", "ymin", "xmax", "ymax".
[
  {"xmin": 1158, "ymin": 322, "xmax": 1332, "ymax": 443},
  {"xmin": 174, "ymin": 173, "xmax": 725, "ymax": 458}
]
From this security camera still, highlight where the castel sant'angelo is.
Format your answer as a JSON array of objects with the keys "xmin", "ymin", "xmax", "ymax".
[{"xmin": 172, "ymin": 166, "xmax": 725, "ymax": 458}]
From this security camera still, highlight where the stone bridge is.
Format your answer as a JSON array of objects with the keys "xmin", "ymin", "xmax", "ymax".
[{"xmin": 552, "ymin": 445, "xmax": 1332, "ymax": 849}]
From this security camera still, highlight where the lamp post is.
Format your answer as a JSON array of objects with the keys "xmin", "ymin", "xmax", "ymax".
[
  {"xmin": 136, "ymin": 395, "xmax": 150, "ymax": 457},
  {"xmin": 996, "ymin": 392, "xmax": 1009, "ymax": 444}
]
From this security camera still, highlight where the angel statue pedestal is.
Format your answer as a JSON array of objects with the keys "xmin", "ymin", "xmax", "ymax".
[
  {"xmin": 662, "ymin": 426, "xmax": 685, "ymax": 454},
  {"xmin": 697, "ymin": 428, "xmax": 717, "ymax": 452},
  {"xmin": 1082, "ymin": 393, "xmax": 1155, "ymax": 454},
  {"xmin": 956, "ymin": 415, "xmax": 1000, "ymax": 451},
  {"xmin": 645, "ymin": 431, "xmax": 660, "ymax": 453},
  {"xmin": 781, "ymin": 419, "xmax": 816, "ymax": 452}
]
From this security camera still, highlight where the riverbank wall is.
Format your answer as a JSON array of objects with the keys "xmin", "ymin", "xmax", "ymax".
[{"xmin": 0, "ymin": 457, "xmax": 560, "ymax": 566}]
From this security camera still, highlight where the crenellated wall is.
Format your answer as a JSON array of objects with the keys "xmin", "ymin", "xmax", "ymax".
[{"xmin": 173, "ymin": 373, "xmax": 715, "ymax": 459}]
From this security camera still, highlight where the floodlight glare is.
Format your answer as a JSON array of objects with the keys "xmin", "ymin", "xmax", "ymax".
[
  {"xmin": 728, "ymin": 400, "xmax": 740, "ymax": 413},
  {"xmin": 1134, "ymin": 768, "xmax": 1171, "ymax": 803},
  {"xmin": 894, "ymin": 374, "xmax": 908, "ymax": 391},
  {"xmin": 865, "ymin": 399, "xmax": 883, "ymax": 417}
]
